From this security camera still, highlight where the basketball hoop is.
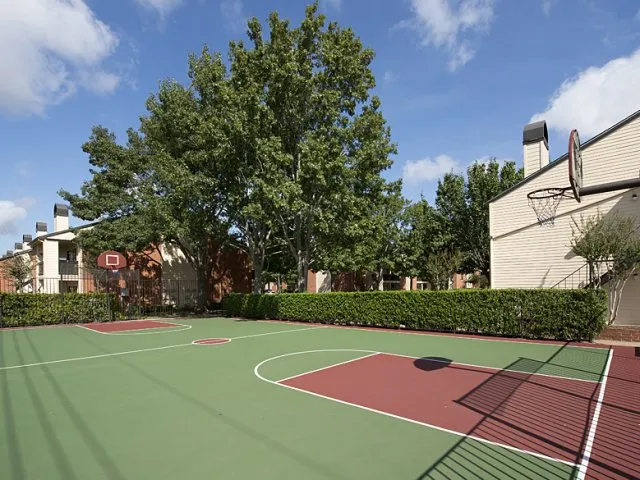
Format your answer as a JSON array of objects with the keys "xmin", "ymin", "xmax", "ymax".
[
  {"xmin": 527, "ymin": 188, "xmax": 573, "ymax": 226},
  {"xmin": 97, "ymin": 250, "xmax": 127, "ymax": 271}
]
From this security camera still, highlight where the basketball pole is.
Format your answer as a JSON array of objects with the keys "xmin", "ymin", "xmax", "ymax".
[
  {"xmin": 106, "ymin": 270, "xmax": 111, "ymax": 321},
  {"xmin": 579, "ymin": 177, "xmax": 640, "ymax": 198}
]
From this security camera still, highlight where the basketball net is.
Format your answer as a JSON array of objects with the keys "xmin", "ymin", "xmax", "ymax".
[{"xmin": 527, "ymin": 188, "xmax": 573, "ymax": 226}]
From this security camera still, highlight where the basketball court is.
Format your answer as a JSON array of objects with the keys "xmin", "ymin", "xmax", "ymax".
[{"xmin": 1, "ymin": 316, "xmax": 638, "ymax": 479}]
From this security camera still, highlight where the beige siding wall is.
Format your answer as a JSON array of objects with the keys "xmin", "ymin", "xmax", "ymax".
[
  {"xmin": 490, "ymin": 115, "xmax": 640, "ymax": 324},
  {"xmin": 523, "ymin": 141, "xmax": 549, "ymax": 177},
  {"xmin": 42, "ymin": 240, "xmax": 59, "ymax": 280},
  {"xmin": 53, "ymin": 215, "xmax": 69, "ymax": 232},
  {"xmin": 614, "ymin": 275, "xmax": 640, "ymax": 326}
]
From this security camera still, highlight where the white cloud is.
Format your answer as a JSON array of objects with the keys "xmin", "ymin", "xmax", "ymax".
[
  {"xmin": 79, "ymin": 71, "xmax": 121, "ymax": 95},
  {"xmin": 403, "ymin": 154, "xmax": 461, "ymax": 184},
  {"xmin": 321, "ymin": 0, "xmax": 342, "ymax": 10},
  {"xmin": 469, "ymin": 156, "xmax": 517, "ymax": 171},
  {"xmin": 135, "ymin": 0, "xmax": 183, "ymax": 18},
  {"xmin": 0, "ymin": 0, "xmax": 120, "ymax": 116},
  {"xmin": 402, "ymin": 0, "xmax": 495, "ymax": 72},
  {"xmin": 531, "ymin": 48, "xmax": 640, "ymax": 136},
  {"xmin": 220, "ymin": 0, "xmax": 246, "ymax": 33},
  {"xmin": 383, "ymin": 70, "xmax": 399, "ymax": 85},
  {"xmin": 0, "ymin": 198, "xmax": 35, "ymax": 235}
]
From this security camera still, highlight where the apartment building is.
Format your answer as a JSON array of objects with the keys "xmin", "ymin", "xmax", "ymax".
[{"xmin": 0, "ymin": 204, "xmax": 252, "ymax": 303}]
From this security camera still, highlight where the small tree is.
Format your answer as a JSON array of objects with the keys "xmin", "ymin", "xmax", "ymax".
[
  {"xmin": 571, "ymin": 212, "xmax": 640, "ymax": 324},
  {"xmin": 5, "ymin": 255, "xmax": 32, "ymax": 292},
  {"xmin": 424, "ymin": 249, "xmax": 462, "ymax": 291}
]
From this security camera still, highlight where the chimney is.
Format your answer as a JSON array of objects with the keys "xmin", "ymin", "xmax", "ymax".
[
  {"xmin": 53, "ymin": 204, "xmax": 69, "ymax": 232},
  {"xmin": 523, "ymin": 120, "xmax": 549, "ymax": 177},
  {"xmin": 23, "ymin": 234, "xmax": 32, "ymax": 244},
  {"xmin": 14, "ymin": 242, "xmax": 23, "ymax": 252},
  {"xmin": 36, "ymin": 222, "xmax": 47, "ymax": 237}
]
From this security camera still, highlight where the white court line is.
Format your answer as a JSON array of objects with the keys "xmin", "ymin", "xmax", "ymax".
[
  {"xmin": 191, "ymin": 338, "xmax": 231, "ymax": 345},
  {"xmin": 576, "ymin": 347, "xmax": 613, "ymax": 480},
  {"xmin": 0, "ymin": 325, "xmax": 324, "ymax": 371},
  {"xmin": 254, "ymin": 349, "xmax": 578, "ymax": 468},
  {"xmin": 262, "ymin": 348, "xmax": 599, "ymax": 385},
  {"xmin": 277, "ymin": 352, "xmax": 380, "ymax": 383},
  {"xmin": 255, "ymin": 319, "xmax": 608, "ymax": 351},
  {"xmin": 231, "ymin": 325, "xmax": 326, "ymax": 340},
  {"xmin": 75, "ymin": 321, "xmax": 192, "ymax": 336},
  {"xmin": 387, "ymin": 352, "xmax": 600, "ymax": 384},
  {"xmin": 0, "ymin": 344, "xmax": 190, "ymax": 371}
]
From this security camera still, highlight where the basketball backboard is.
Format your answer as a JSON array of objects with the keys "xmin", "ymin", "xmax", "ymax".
[
  {"xmin": 97, "ymin": 250, "xmax": 127, "ymax": 271},
  {"xmin": 568, "ymin": 129, "xmax": 583, "ymax": 202}
]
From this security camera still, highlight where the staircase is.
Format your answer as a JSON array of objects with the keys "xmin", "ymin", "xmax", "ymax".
[{"xmin": 551, "ymin": 261, "xmax": 614, "ymax": 289}]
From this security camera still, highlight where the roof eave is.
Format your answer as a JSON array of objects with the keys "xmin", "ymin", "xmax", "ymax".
[{"xmin": 489, "ymin": 108, "xmax": 640, "ymax": 204}]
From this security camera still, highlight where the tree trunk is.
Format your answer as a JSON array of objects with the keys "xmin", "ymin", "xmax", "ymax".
[
  {"xmin": 252, "ymin": 250, "xmax": 264, "ymax": 294},
  {"xmin": 297, "ymin": 255, "xmax": 309, "ymax": 292},
  {"xmin": 294, "ymin": 214, "xmax": 307, "ymax": 292},
  {"xmin": 608, "ymin": 274, "xmax": 631, "ymax": 325},
  {"xmin": 196, "ymin": 266, "xmax": 208, "ymax": 312},
  {"xmin": 377, "ymin": 266, "xmax": 384, "ymax": 291}
]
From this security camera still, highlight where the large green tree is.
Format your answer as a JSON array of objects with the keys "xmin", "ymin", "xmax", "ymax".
[
  {"xmin": 61, "ymin": 71, "xmax": 231, "ymax": 309},
  {"xmin": 234, "ymin": 3, "xmax": 397, "ymax": 292},
  {"xmin": 435, "ymin": 158, "xmax": 524, "ymax": 282},
  {"xmin": 327, "ymin": 181, "xmax": 406, "ymax": 290},
  {"xmin": 62, "ymin": 2, "xmax": 398, "ymax": 298},
  {"xmin": 399, "ymin": 196, "xmax": 457, "ymax": 288}
]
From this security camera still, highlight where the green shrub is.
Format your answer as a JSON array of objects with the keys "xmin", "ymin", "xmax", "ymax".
[
  {"xmin": 223, "ymin": 289, "xmax": 608, "ymax": 341},
  {"xmin": 0, "ymin": 293, "xmax": 120, "ymax": 327}
]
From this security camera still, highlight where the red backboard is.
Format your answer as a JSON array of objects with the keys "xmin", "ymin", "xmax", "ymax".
[{"xmin": 97, "ymin": 250, "xmax": 127, "ymax": 271}]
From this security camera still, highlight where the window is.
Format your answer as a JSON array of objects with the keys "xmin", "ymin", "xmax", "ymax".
[
  {"xmin": 383, "ymin": 280, "xmax": 401, "ymax": 291},
  {"xmin": 67, "ymin": 285, "xmax": 78, "ymax": 293}
]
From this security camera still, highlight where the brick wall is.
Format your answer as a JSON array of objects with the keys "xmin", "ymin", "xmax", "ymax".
[{"xmin": 597, "ymin": 326, "xmax": 640, "ymax": 343}]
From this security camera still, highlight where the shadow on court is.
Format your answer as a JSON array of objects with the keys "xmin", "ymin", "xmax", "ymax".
[
  {"xmin": 416, "ymin": 345, "xmax": 640, "ymax": 480},
  {"xmin": 22, "ymin": 330, "xmax": 128, "ymax": 480},
  {"xmin": 1, "ymin": 333, "xmax": 27, "ymax": 480},
  {"xmin": 68, "ymin": 328, "xmax": 354, "ymax": 480},
  {"xmin": 413, "ymin": 357, "xmax": 452, "ymax": 371},
  {"xmin": 11, "ymin": 332, "xmax": 79, "ymax": 480}
]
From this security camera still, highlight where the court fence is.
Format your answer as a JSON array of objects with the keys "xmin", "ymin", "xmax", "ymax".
[{"xmin": 0, "ymin": 272, "xmax": 206, "ymax": 323}]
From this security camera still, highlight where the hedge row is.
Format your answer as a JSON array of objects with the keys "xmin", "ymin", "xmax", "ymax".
[
  {"xmin": 223, "ymin": 289, "xmax": 608, "ymax": 341},
  {"xmin": 0, "ymin": 293, "xmax": 120, "ymax": 327}
]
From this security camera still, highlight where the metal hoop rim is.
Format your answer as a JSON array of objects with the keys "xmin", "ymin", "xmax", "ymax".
[{"xmin": 526, "ymin": 187, "xmax": 573, "ymax": 200}]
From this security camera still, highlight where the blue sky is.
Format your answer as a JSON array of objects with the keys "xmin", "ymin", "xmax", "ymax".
[{"xmin": 1, "ymin": 0, "xmax": 639, "ymax": 253}]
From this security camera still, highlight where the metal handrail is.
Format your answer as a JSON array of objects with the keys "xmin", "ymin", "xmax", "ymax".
[{"xmin": 551, "ymin": 262, "xmax": 590, "ymax": 289}]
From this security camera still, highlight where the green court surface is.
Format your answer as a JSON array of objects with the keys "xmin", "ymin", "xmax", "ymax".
[{"xmin": 0, "ymin": 318, "xmax": 623, "ymax": 479}]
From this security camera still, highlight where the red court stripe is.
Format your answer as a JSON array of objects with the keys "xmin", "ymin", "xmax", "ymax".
[
  {"xmin": 585, "ymin": 346, "xmax": 640, "ymax": 480},
  {"xmin": 281, "ymin": 353, "xmax": 600, "ymax": 464},
  {"xmin": 81, "ymin": 320, "xmax": 180, "ymax": 332}
]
